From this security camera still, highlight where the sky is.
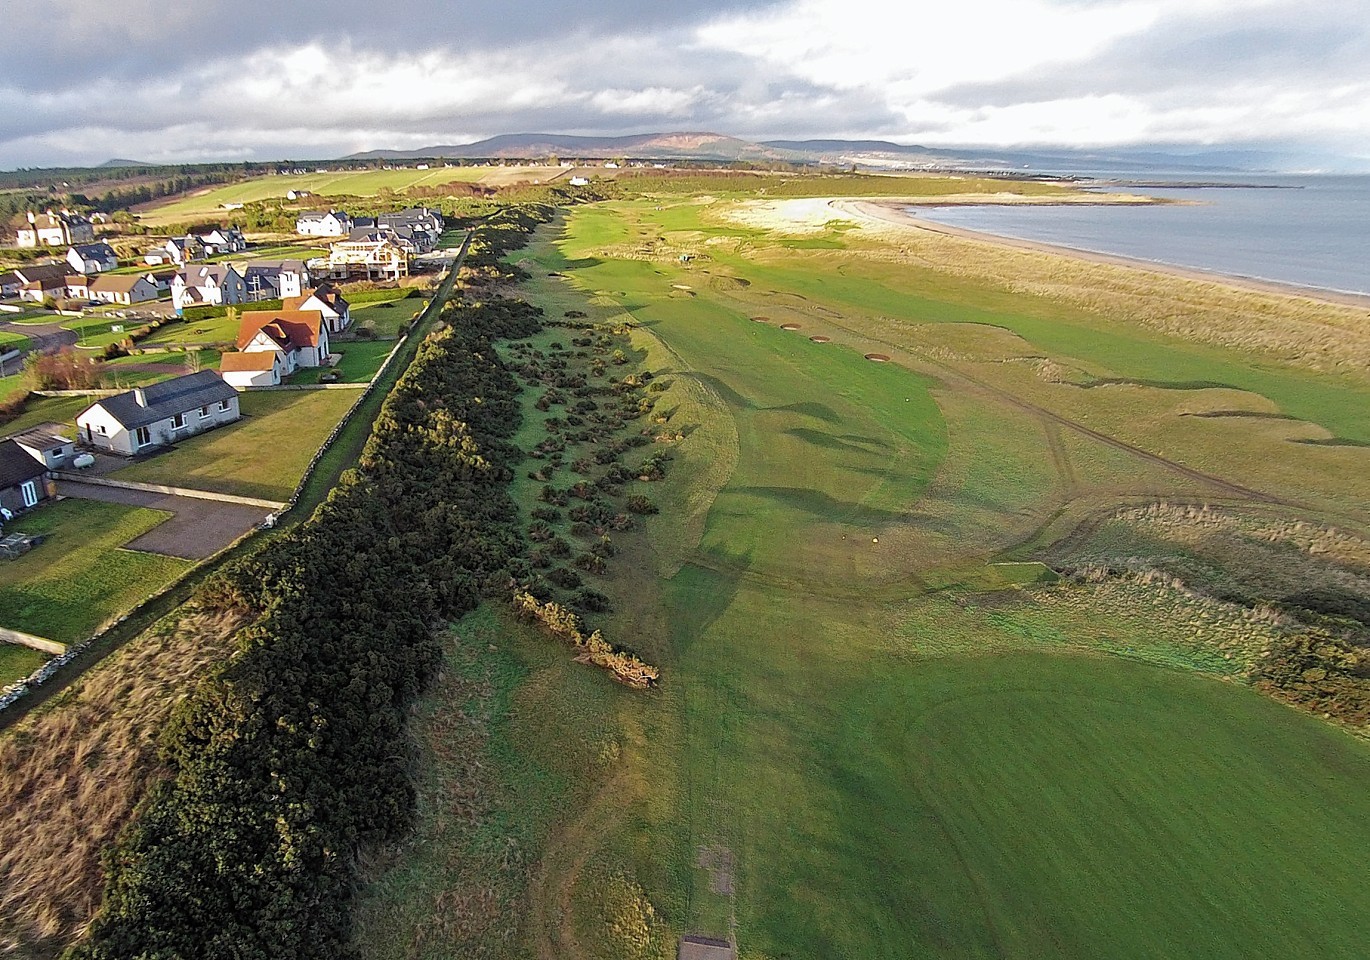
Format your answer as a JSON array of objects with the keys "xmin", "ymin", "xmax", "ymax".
[{"xmin": 1, "ymin": 0, "xmax": 1367, "ymax": 169}]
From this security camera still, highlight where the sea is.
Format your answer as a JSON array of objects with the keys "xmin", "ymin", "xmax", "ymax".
[{"xmin": 910, "ymin": 173, "xmax": 1370, "ymax": 297}]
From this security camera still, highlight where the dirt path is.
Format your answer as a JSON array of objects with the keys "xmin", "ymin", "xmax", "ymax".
[{"xmin": 527, "ymin": 769, "xmax": 626, "ymax": 960}]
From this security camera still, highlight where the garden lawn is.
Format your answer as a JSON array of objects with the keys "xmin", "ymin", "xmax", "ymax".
[
  {"xmin": 0, "ymin": 499, "xmax": 189, "ymax": 644},
  {"xmin": 0, "ymin": 329, "xmax": 30, "ymax": 353},
  {"xmin": 111, "ymin": 389, "xmax": 358, "ymax": 501},
  {"xmin": 0, "ymin": 642, "xmax": 47, "ymax": 688},
  {"xmin": 289, "ymin": 340, "xmax": 393, "ymax": 384},
  {"xmin": 138, "ymin": 313, "xmax": 242, "ymax": 348},
  {"xmin": 350, "ymin": 297, "xmax": 422, "ymax": 339},
  {"xmin": 0, "ymin": 395, "xmax": 91, "ymax": 435}
]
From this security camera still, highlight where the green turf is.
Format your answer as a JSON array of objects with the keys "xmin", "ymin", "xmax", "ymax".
[
  {"xmin": 0, "ymin": 499, "xmax": 190, "ymax": 644},
  {"xmin": 139, "ymin": 313, "xmax": 241, "ymax": 347},
  {"xmin": 350, "ymin": 297, "xmax": 422, "ymax": 339},
  {"xmin": 111, "ymin": 390, "xmax": 358, "ymax": 501},
  {"xmin": 0, "ymin": 642, "xmax": 47, "ymax": 688},
  {"xmin": 288, "ymin": 340, "xmax": 393, "ymax": 384}
]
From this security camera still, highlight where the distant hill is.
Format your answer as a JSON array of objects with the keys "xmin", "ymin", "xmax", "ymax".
[
  {"xmin": 97, "ymin": 158, "xmax": 150, "ymax": 168},
  {"xmin": 346, "ymin": 132, "xmax": 802, "ymax": 162}
]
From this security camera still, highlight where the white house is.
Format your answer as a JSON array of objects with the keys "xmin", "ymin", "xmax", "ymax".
[
  {"xmin": 86, "ymin": 273, "xmax": 160, "ymax": 305},
  {"xmin": 7, "ymin": 423, "xmax": 76, "ymax": 469},
  {"xmin": 67, "ymin": 242, "xmax": 119, "ymax": 274},
  {"xmin": 285, "ymin": 284, "xmax": 350, "ymax": 333},
  {"xmin": 219, "ymin": 349, "xmax": 288, "ymax": 388},
  {"xmin": 76, "ymin": 371, "xmax": 240, "ymax": 456},
  {"xmin": 236, "ymin": 310, "xmax": 330, "ymax": 368},
  {"xmin": 194, "ymin": 226, "xmax": 246, "ymax": 256},
  {"xmin": 16, "ymin": 210, "xmax": 94, "ymax": 248},
  {"xmin": 172, "ymin": 264, "xmax": 247, "ymax": 311},
  {"xmin": 296, "ymin": 210, "xmax": 352, "ymax": 237}
]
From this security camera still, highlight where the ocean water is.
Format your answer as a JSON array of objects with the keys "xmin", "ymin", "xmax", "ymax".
[{"xmin": 910, "ymin": 174, "xmax": 1370, "ymax": 296}]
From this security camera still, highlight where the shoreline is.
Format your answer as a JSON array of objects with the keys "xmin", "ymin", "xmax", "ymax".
[{"xmin": 841, "ymin": 200, "xmax": 1370, "ymax": 310}]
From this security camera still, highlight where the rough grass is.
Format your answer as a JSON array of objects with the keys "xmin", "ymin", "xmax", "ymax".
[
  {"xmin": 0, "ymin": 499, "xmax": 190, "ymax": 644},
  {"xmin": 138, "ymin": 312, "xmax": 241, "ymax": 347},
  {"xmin": 0, "ymin": 644, "xmax": 47, "ymax": 689},
  {"xmin": 112, "ymin": 389, "xmax": 358, "ymax": 501},
  {"xmin": 0, "ymin": 605, "xmax": 247, "ymax": 953},
  {"xmin": 288, "ymin": 340, "xmax": 393, "ymax": 384},
  {"xmin": 351, "ymin": 297, "xmax": 423, "ymax": 339}
]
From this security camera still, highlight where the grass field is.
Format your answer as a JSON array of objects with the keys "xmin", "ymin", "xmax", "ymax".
[
  {"xmin": 0, "ymin": 499, "xmax": 190, "ymax": 644},
  {"xmin": 0, "ymin": 395, "xmax": 93, "ymax": 436},
  {"xmin": 288, "ymin": 340, "xmax": 393, "ymax": 384},
  {"xmin": 350, "ymin": 297, "xmax": 422, "ymax": 339},
  {"xmin": 139, "ymin": 313, "xmax": 241, "ymax": 347},
  {"xmin": 137, "ymin": 165, "xmax": 574, "ymax": 226},
  {"xmin": 353, "ymin": 199, "xmax": 1370, "ymax": 959},
  {"xmin": 0, "ymin": 643, "xmax": 46, "ymax": 689},
  {"xmin": 111, "ymin": 389, "xmax": 358, "ymax": 500}
]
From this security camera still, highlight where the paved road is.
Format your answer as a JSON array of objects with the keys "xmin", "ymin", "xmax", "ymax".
[
  {"xmin": 0, "ymin": 319, "xmax": 77, "ymax": 365},
  {"xmin": 56, "ymin": 480, "xmax": 269, "ymax": 559}
]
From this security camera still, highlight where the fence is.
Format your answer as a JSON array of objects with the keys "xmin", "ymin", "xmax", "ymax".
[{"xmin": 53, "ymin": 473, "xmax": 287, "ymax": 510}]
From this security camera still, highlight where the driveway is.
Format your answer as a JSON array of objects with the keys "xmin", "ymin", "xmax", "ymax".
[
  {"xmin": 0, "ymin": 318, "xmax": 77, "ymax": 359},
  {"xmin": 56, "ymin": 480, "xmax": 269, "ymax": 559}
]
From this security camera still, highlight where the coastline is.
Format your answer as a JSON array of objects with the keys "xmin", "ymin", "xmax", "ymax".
[{"xmin": 841, "ymin": 199, "xmax": 1370, "ymax": 310}]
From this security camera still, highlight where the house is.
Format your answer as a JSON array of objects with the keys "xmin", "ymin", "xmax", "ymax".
[
  {"xmin": 19, "ymin": 275, "xmax": 70, "ymax": 303},
  {"xmin": 285, "ymin": 283, "xmax": 350, "ymax": 332},
  {"xmin": 13, "ymin": 263, "xmax": 72, "ymax": 287},
  {"xmin": 7, "ymin": 423, "xmax": 76, "ymax": 470},
  {"xmin": 0, "ymin": 272, "xmax": 19, "ymax": 299},
  {"xmin": 145, "ymin": 236, "xmax": 204, "ymax": 266},
  {"xmin": 242, "ymin": 260, "xmax": 309, "ymax": 301},
  {"xmin": 295, "ymin": 210, "xmax": 352, "ymax": 237},
  {"xmin": 378, "ymin": 206, "xmax": 443, "ymax": 236},
  {"xmin": 219, "ymin": 349, "xmax": 288, "ymax": 388},
  {"xmin": 66, "ymin": 242, "xmax": 119, "ymax": 274},
  {"xmin": 323, "ymin": 236, "xmax": 409, "ymax": 280},
  {"xmin": 194, "ymin": 226, "xmax": 246, "ymax": 256},
  {"xmin": 76, "ymin": 371, "xmax": 240, "ymax": 455},
  {"xmin": 142, "ymin": 267, "xmax": 178, "ymax": 294},
  {"xmin": 237, "ymin": 309, "xmax": 330, "ymax": 367},
  {"xmin": 16, "ymin": 210, "xmax": 95, "ymax": 248},
  {"xmin": 172, "ymin": 264, "xmax": 247, "ymax": 311},
  {"xmin": 64, "ymin": 275, "xmax": 91, "ymax": 299},
  {"xmin": 86, "ymin": 273, "xmax": 159, "ymax": 305},
  {"xmin": 569, "ymin": 176, "xmax": 589, "ymax": 187},
  {"xmin": 0, "ymin": 440, "xmax": 52, "ymax": 518},
  {"xmin": 285, "ymin": 189, "xmax": 312, "ymax": 201}
]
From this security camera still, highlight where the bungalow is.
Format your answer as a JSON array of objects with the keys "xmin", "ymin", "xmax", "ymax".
[
  {"xmin": 285, "ymin": 283, "xmax": 350, "ymax": 333},
  {"xmin": 86, "ymin": 273, "xmax": 159, "ymax": 305},
  {"xmin": 19, "ymin": 275, "xmax": 70, "ymax": 303},
  {"xmin": 219, "ymin": 349, "xmax": 288, "ymax": 388},
  {"xmin": 0, "ymin": 439, "xmax": 52, "ymax": 519},
  {"xmin": 172, "ymin": 264, "xmax": 247, "ymax": 311},
  {"xmin": 66, "ymin": 242, "xmax": 119, "ymax": 274},
  {"xmin": 13, "ymin": 263, "xmax": 72, "ymax": 287},
  {"xmin": 145, "ymin": 236, "xmax": 204, "ymax": 266},
  {"xmin": 142, "ymin": 267, "xmax": 178, "ymax": 294},
  {"xmin": 295, "ymin": 210, "xmax": 352, "ymax": 237},
  {"xmin": 63, "ymin": 275, "xmax": 91, "ymax": 299},
  {"xmin": 0, "ymin": 272, "xmax": 19, "ymax": 299},
  {"xmin": 236, "ymin": 309, "xmax": 330, "ymax": 368},
  {"xmin": 16, "ymin": 210, "xmax": 94, "ymax": 248},
  {"xmin": 6, "ymin": 423, "xmax": 76, "ymax": 470},
  {"xmin": 242, "ymin": 260, "xmax": 309, "ymax": 301},
  {"xmin": 194, "ymin": 226, "xmax": 247, "ymax": 256},
  {"xmin": 76, "ymin": 370, "xmax": 240, "ymax": 455}
]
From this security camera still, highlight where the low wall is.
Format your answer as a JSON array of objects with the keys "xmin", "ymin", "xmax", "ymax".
[
  {"xmin": 32, "ymin": 388, "xmax": 123, "ymax": 397},
  {"xmin": 54, "ymin": 473, "xmax": 287, "ymax": 510},
  {"xmin": 245, "ymin": 383, "xmax": 369, "ymax": 392}
]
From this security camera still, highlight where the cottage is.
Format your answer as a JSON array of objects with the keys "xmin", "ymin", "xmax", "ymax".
[
  {"xmin": 64, "ymin": 275, "xmax": 91, "ymax": 299},
  {"xmin": 194, "ymin": 226, "xmax": 247, "ymax": 256},
  {"xmin": 242, "ymin": 260, "xmax": 309, "ymax": 301},
  {"xmin": 236, "ymin": 310, "xmax": 330, "ymax": 367},
  {"xmin": 172, "ymin": 264, "xmax": 247, "ymax": 311},
  {"xmin": 19, "ymin": 275, "xmax": 70, "ymax": 303},
  {"xmin": 66, "ymin": 242, "xmax": 120, "ymax": 274},
  {"xmin": 295, "ymin": 210, "xmax": 352, "ymax": 237},
  {"xmin": 285, "ymin": 283, "xmax": 350, "ymax": 333},
  {"xmin": 76, "ymin": 371, "xmax": 240, "ymax": 455},
  {"xmin": 219, "ymin": 350, "xmax": 288, "ymax": 388},
  {"xmin": 16, "ymin": 210, "xmax": 94, "ymax": 248},
  {"xmin": 0, "ymin": 440, "xmax": 53, "ymax": 519},
  {"xmin": 86, "ymin": 273, "xmax": 159, "ymax": 305},
  {"xmin": 0, "ymin": 271, "xmax": 19, "ymax": 299},
  {"xmin": 145, "ymin": 236, "xmax": 204, "ymax": 266},
  {"xmin": 7, "ymin": 423, "xmax": 76, "ymax": 470}
]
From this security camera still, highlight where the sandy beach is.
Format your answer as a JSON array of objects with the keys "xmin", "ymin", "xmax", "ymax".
[{"xmin": 841, "ymin": 199, "xmax": 1370, "ymax": 310}]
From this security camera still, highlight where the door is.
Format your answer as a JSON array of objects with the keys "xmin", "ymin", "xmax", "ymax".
[{"xmin": 20, "ymin": 480, "xmax": 38, "ymax": 508}]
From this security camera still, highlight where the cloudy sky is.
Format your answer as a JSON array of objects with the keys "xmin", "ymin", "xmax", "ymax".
[{"xmin": 1, "ymin": 0, "xmax": 1367, "ymax": 168}]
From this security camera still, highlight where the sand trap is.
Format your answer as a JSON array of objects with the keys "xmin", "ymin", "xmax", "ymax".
[
  {"xmin": 810, "ymin": 336, "xmax": 831, "ymax": 343},
  {"xmin": 751, "ymin": 316, "xmax": 769, "ymax": 323},
  {"xmin": 779, "ymin": 323, "xmax": 801, "ymax": 330},
  {"xmin": 865, "ymin": 353, "xmax": 891, "ymax": 362}
]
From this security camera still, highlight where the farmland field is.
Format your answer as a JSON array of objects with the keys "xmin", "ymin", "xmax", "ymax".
[
  {"xmin": 0, "ymin": 499, "xmax": 189, "ymax": 644},
  {"xmin": 354, "ymin": 196, "xmax": 1370, "ymax": 959},
  {"xmin": 111, "ymin": 389, "xmax": 358, "ymax": 500}
]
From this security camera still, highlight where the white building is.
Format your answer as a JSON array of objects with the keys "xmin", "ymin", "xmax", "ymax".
[
  {"xmin": 16, "ymin": 210, "xmax": 94, "ymax": 248},
  {"xmin": 172, "ymin": 264, "xmax": 247, "ymax": 311},
  {"xmin": 76, "ymin": 371, "xmax": 240, "ymax": 455},
  {"xmin": 296, "ymin": 210, "xmax": 352, "ymax": 237}
]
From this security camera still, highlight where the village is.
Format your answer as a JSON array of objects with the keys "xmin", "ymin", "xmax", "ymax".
[{"xmin": 0, "ymin": 198, "xmax": 462, "ymax": 680}]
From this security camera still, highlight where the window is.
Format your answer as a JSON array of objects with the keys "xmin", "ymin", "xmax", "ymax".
[
  {"xmin": 95, "ymin": 424, "xmax": 107, "ymax": 436},
  {"xmin": 199, "ymin": 405, "xmax": 210, "ymax": 420},
  {"xmin": 135, "ymin": 426, "xmax": 151, "ymax": 447},
  {"xmin": 219, "ymin": 400, "xmax": 231, "ymax": 411},
  {"xmin": 20, "ymin": 480, "xmax": 38, "ymax": 508},
  {"xmin": 171, "ymin": 413, "xmax": 186, "ymax": 429}
]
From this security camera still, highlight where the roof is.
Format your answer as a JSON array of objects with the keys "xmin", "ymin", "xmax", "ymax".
[
  {"xmin": 80, "ymin": 370, "xmax": 238, "ymax": 431},
  {"xmin": 14, "ymin": 263, "xmax": 71, "ymax": 284},
  {"xmin": 0, "ymin": 439, "xmax": 48, "ymax": 489},
  {"xmin": 237, "ymin": 310, "xmax": 324, "ymax": 350},
  {"xmin": 87, "ymin": 273, "xmax": 151, "ymax": 293},
  {"xmin": 71, "ymin": 242, "xmax": 117, "ymax": 260},
  {"xmin": 243, "ymin": 259, "xmax": 305, "ymax": 275},
  {"xmin": 6, "ymin": 422, "xmax": 73, "ymax": 453},
  {"xmin": 220, "ymin": 351, "xmax": 279, "ymax": 372},
  {"xmin": 180, "ymin": 264, "xmax": 240, "ymax": 286}
]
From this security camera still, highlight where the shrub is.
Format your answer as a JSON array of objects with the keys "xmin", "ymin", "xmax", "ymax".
[{"xmin": 626, "ymin": 495, "xmax": 658, "ymax": 515}]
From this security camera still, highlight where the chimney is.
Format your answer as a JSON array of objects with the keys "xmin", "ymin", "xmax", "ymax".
[{"xmin": 134, "ymin": 387, "xmax": 148, "ymax": 407}]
